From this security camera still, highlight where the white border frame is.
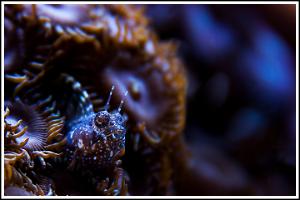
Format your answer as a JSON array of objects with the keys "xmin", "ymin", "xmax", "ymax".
[{"xmin": 1, "ymin": 1, "xmax": 299, "ymax": 199}]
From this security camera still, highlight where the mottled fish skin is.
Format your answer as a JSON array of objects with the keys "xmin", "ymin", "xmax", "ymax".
[
  {"xmin": 65, "ymin": 110, "xmax": 127, "ymax": 170},
  {"xmin": 61, "ymin": 74, "xmax": 127, "ymax": 170}
]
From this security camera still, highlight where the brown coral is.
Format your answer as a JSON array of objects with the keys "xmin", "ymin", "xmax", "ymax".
[
  {"xmin": 4, "ymin": 4, "xmax": 187, "ymax": 196},
  {"xmin": 4, "ymin": 107, "xmax": 53, "ymax": 196},
  {"xmin": 4, "ymin": 79, "xmax": 65, "ymax": 196}
]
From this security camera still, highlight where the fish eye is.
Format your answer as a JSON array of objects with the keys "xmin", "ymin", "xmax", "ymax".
[{"xmin": 94, "ymin": 111, "xmax": 110, "ymax": 128}]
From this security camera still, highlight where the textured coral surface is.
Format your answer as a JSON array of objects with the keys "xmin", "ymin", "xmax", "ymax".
[
  {"xmin": 4, "ymin": 4, "xmax": 186, "ymax": 196},
  {"xmin": 3, "ymin": 4, "xmax": 296, "ymax": 196}
]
